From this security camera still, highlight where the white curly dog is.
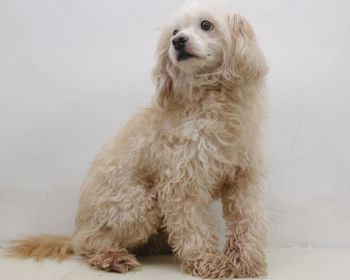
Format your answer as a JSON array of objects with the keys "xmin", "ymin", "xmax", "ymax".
[{"xmin": 9, "ymin": 1, "xmax": 269, "ymax": 278}]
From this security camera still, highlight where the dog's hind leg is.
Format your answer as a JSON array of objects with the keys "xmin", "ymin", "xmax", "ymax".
[
  {"xmin": 73, "ymin": 180, "xmax": 161, "ymax": 273},
  {"xmin": 71, "ymin": 228, "xmax": 140, "ymax": 272}
]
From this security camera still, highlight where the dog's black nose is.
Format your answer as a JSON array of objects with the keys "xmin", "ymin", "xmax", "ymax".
[{"xmin": 172, "ymin": 35, "xmax": 188, "ymax": 50}]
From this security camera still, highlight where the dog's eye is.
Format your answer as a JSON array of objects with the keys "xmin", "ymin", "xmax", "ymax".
[
  {"xmin": 200, "ymin": 20, "xmax": 213, "ymax": 31},
  {"xmin": 173, "ymin": 29, "xmax": 179, "ymax": 36}
]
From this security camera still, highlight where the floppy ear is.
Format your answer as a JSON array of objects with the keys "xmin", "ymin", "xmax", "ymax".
[
  {"xmin": 152, "ymin": 29, "xmax": 174, "ymax": 108},
  {"xmin": 225, "ymin": 14, "xmax": 268, "ymax": 83}
]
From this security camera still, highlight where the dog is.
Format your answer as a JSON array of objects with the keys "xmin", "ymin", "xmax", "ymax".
[{"xmin": 8, "ymin": 1, "xmax": 268, "ymax": 278}]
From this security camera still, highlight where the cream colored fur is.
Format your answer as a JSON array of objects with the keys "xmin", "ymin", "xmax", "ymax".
[{"xmin": 8, "ymin": 1, "xmax": 268, "ymax": 278}]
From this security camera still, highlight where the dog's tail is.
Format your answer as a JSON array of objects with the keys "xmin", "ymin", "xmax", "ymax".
[{"xmin": 6, "ymin": 234, "xmax": 74, "ymax": 261}]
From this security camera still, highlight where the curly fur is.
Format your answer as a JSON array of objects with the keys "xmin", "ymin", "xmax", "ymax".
[{"xmin": 7, "ymin": 1, "xmax": 268, "ymax": 278}]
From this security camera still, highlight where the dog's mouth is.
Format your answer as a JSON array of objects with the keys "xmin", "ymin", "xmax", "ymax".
[{"xmin": 177, "ymin": 51, "xmax": 196, "ymax": 61}]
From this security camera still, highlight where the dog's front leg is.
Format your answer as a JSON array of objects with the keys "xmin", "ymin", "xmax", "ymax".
[
  {"xmin": 222, "ymin": 166, "xmax": 268, "ymax": 277},
  {"xmin": 157, "ymin": 181, "xmax": 232, "ymax": 279}
]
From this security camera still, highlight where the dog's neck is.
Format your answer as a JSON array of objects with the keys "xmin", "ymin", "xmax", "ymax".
[{"xmin": 167, "ymin": 72, "xmax": 239, "ymax": 108}]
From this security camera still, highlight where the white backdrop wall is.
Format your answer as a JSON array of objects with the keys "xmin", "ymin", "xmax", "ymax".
[{"xmin": 1, "ymin": 0, "xmax": 349, "ymax": 247}]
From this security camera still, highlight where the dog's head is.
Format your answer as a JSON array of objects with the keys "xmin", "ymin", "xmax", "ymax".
[{"xmin": 153, "ymin": 1, "xmax": 268, "ymax": 107}]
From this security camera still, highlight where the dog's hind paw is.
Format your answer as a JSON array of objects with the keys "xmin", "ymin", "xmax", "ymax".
[{"xmin": 88, "ymin": 248, "xmax": 141, "ymax": 273}]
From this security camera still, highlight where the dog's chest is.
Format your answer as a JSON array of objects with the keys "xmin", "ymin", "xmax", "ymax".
[{"xmin": 159, "ymin": 116, "xmax": 238, "ymax": 168}]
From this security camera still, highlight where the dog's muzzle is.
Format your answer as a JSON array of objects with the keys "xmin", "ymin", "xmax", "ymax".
[{"xmin": 172, "ymin": 35, "xmax": 195, "ymax": 61}]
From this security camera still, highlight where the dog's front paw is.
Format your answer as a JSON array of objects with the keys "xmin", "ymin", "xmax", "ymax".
[
  {"xmin": 182, "ymin": 254, "xmax": 233, "ymax": 279},
  {"xmin": 224, "ymin": 236, "xmax": 267, "ymax": 278},
  {"xmin": 226, "ymin": 250, "xmax": 267, "ymax": 278}
]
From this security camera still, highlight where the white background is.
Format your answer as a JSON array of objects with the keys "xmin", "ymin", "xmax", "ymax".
[{"xmin": 1, "ymin": 0, "xmax": 349, "ymax": 248}]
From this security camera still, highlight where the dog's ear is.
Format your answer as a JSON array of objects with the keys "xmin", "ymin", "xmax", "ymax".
[
  {"xmin": 225, "ymin": 13, "xmax": 268, "ymax": 83},
  {"xmin": 152, "ymin": 29, "xmax": 174, "ymax": 108}
]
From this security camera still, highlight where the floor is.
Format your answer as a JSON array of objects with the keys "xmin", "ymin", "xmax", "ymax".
[{"xmin": 0, "ymin": 248, "xmax": 349, "ymax": 280}]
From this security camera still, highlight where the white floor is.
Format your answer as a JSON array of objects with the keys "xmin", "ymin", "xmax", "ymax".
[{"xmin": 0, "ymin": 248, "xmax": 349, "ymax": 280}]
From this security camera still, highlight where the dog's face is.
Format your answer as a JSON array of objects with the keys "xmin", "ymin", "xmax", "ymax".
[
  {"xmin": 153, "ymin": 1, "xmax": 268, "ymax": 107},
  {"xmin": 168, "ymin": 10, "xmax": 224, "ymax": 73}
]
